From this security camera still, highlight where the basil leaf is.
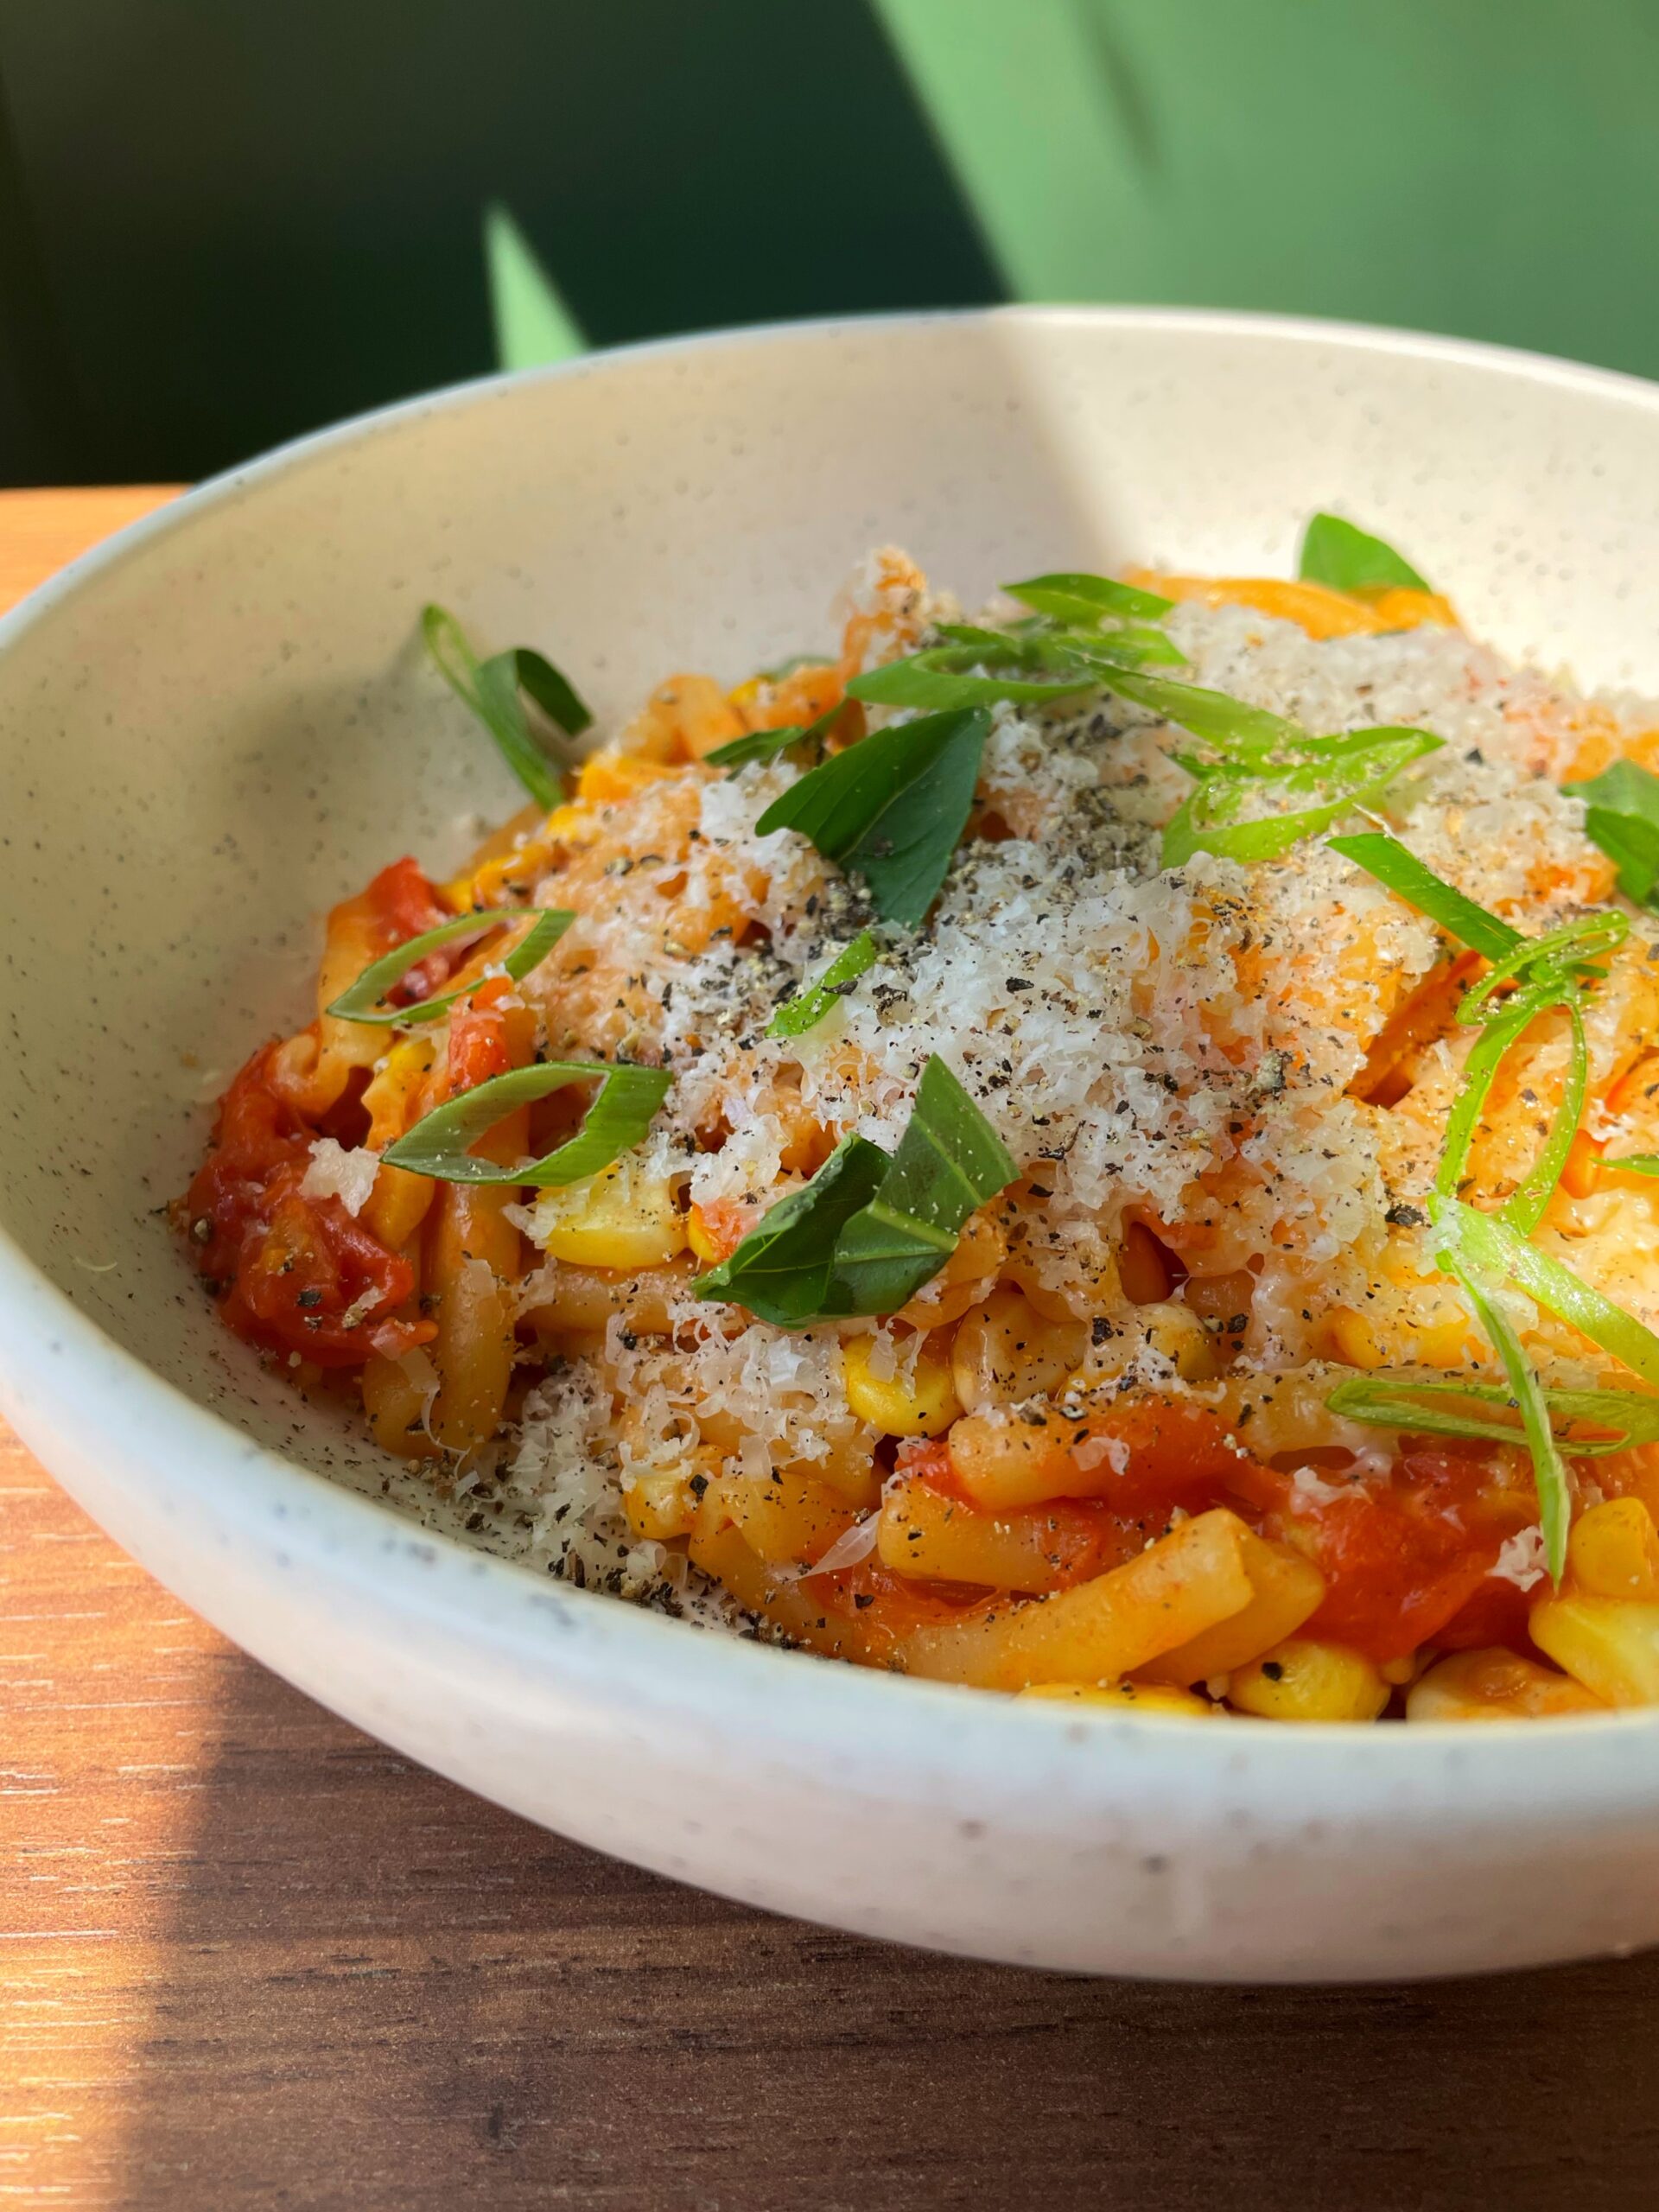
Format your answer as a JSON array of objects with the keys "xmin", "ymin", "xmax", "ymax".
[
  {"xmin": 1001, "ymin": 570, "xmax": 1175, "ymax": 624},
  {"xmin": 1327, "ymin": 1372, "xmax": 1659, "ymax": 1458},
  {"xmin": 753, "ymin": 706, "xmax": 990, "ymax": 929},
  {"xmin": 848, "ymin": 649, "xmax": 1097, "ymax": 711},
  {"xmin": 830, "ymin": 1057, "xmax": 1018, "ymax": 1316},
  {"xmin": 1563, "ymin": 758, "xmax": 1659, "ymax": 907},
  {"xmin": 326, "ymin": 906, "xmax": 574, "ymax": 1027},
  {"xmin": 704, "ymin": 703, "xmax": 842, "ymax": 773},
  {"xmin": 1161, "ymin": 728, "xmax": 1441, "ymax": 867},
  {"xmin": 692, "ymin": 1056, "xmax": 1017, "ymax": 1327},
  {"xmin": 1327, "ymin": 831, "xmax": 1522, "ymax": 964},
  {"xmin": 690, "ymin": 1133, "xmax": 892, "ymax": 1328},
  {"xmin": 767, "ymin": 931, "xmax": 880, "ymax": 1039},
  {"xmin": 1299, "ymin": 513, "xmax": 1430, "ymax": 594},
  {"xmin": 1101, "ymin": 668, "xmax": 1306, "ymax": 761},
  {"xmin": 423, "ymin": 606, "xmax": 592, "ymax": 809},
  {"xmin": 384, "ymin": 1059, "xmax": 671, "ymax": 1187}
]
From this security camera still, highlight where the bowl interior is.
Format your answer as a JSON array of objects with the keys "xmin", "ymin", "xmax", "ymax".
[{"xmin": 7, "ymin": 307, "xmax": 1659, "ymax": 1535}]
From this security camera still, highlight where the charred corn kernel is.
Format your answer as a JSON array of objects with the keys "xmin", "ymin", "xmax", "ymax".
[
  {"xmin": 530, "ymin": 1158, "xmax": 687, "ymax": 1270},
  {"xmin": 842, "ymin": 1334, "xmax": 961, "ymax": 1438},
  {"xmin": 1228, "ymin": 1638, "xmax": 1389, "ymax": 1723},
  {"xmin": 1405, "ymin": 1647, "xmax": 1606, "ymax": 1722},
  {"xmin": 1530, "ymin": 1594, "xmax": 1659, "ymax": 1707},
  {"xmin": 622, "ymin": 1465, "xmax": 701, "ymax": 1541},
  {"xmin": 1020, "ymin": 1681, "xmax": 1217, "ymax": 1716},
  {"xmin": 1567, "ymin": 1496, "xmax": 1659, "ymax": 1600},
  {"xmin": 576, "ymin": 750, "xmax": 676, "ymax": 804}
]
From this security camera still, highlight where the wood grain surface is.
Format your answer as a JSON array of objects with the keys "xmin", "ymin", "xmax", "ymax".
[{"xmin": 5, "ymin": 492, "xmax": 1659, "ymax": 2212}]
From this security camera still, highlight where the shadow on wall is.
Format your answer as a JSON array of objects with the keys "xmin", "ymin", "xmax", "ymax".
[
  {"xmin": 10, "ymin": 1, "xmax": 1659, "ymax": 485},
  {"xmin": 0, "ymin": 0, "xmax": 1000, "ymax": 485}
]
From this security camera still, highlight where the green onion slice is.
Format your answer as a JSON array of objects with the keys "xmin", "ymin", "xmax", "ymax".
[
  {"xmin": 848, "ymin": 648, "xmax": 1099, "ymax": 712},
  {"xmin": 1440, "ymin": 1198, "xmax": 1659, "ymax": 1393},
  {"xmin": 768, "ymin": 931, "xmax": 880, "ymax": 1039},
  {"xmin": 1604, "ymin": 1154, "xmax": 1659, "ymax": 1177},
  {"xmin": 1299, "ymin": 513, "xmax": 1431, "ymax": 594},
  {"xmin": 1326, "ymin": 832, "xmax": 1521, "ymax": 964},
  {"xmin": 384, "ymin": 1059, "xmax": 671, "ymax": 1187},
  {"xmin": 1443, "ymin": 1250, "xmax": 1573, "ymax": 1579},
  {"xmin": 1161, "ymin": 728, "xmax": 1442, "ymax": 868},
  {"xmin": 1001, "ymin": 570, "xmax": 1175, "ymax": 624},
  {"xmin": 704, "ymin": 703, "xmax": 842, "ymax": 773},
  {"xmin": 1326, "ymin": 1372, "xmax": 1659, "ymax": 1458},
  {"xmin": 326, "ymin": 906, "xmax": 574, "ymax": 1027},
  {"xmin": 423, "ymin": 604, "xmax": 592, "ymax": 810},
  {"xmin": 1101, "ymin": 668, "xmax": 1306, "ymax": 761}
]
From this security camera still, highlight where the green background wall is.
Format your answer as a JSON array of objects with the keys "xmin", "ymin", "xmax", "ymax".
[{"xmin": 3, "ymin": 0, "xmax": 1656, "ymax": 483}]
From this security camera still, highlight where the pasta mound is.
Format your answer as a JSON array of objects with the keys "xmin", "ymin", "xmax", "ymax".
[{"xmin": 177, "ymin": 541, "xmax": 1659, "ymax": 1723}]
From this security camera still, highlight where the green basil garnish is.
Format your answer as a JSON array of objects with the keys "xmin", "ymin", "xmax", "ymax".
[
  {"xmin": 690, "ymin": 1133, "xmax": 891, "ymax": 1329},
  {"xmin": 754, "ymin": 706, "xmax": 990, "ymax": 928},
  {"xmin": 423, "ymin": 604, "xmax": 593, "ymax": 810},
  {"xmin": 693, "ymin": 1055, "xmax": 1017, "ymax": 1327},
  {"xmin": 1001, "ymin": 570, "xmax": 1174, "ymax": 624},
  {"xmin": 703, "ymin": 703, "xmax": 841, "ymax": 773},
  {"xmin": 326, "ymin": 907, "xmax": 574, "ymax": 1027},
  {"xmin": 1162, "ymin": 728, "xmax": 1442, "ymax": 868},
  {"xmin": 384, "ymin": 1059, "xmax": 671, "ymax": 1187},
  {"xmin": 1327, "ymin": 831, "xmax": 1522, "ymax": 964},
  {"xmin": 828, "ymin": 1056, "xmax": 1018, "ymax": 1316},
  {"xmin": 767, "ymin": 931, "xmax": 880, "ymax": 1039},
  {"xmin": 1563, "ymin": 758, "xmax": 1659, "ymax": 908},
  {"xmin": 1298, "ymin": 513, "xmax": 1430, "ymax": 594}
]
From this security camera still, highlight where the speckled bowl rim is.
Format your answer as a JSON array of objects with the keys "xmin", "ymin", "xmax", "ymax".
[{"xmin": 4, "ymin": 305, "xmax": 1658, "ymax": 1808}]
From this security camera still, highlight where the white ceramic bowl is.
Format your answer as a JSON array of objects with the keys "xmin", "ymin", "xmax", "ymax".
[{"xmin": 6, "ymin": 308, "xmax": 1659, "ymax": 1984}]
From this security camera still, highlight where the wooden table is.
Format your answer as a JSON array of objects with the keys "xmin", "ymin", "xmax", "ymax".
[{"xmin": 5, "ymin": 492, "xmax": 1659, "ymax": 2212}]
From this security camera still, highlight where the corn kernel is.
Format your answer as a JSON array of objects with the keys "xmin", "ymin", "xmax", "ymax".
[
  {"xmin": 1020, "ymin": 1681, "xmax": 1217, "ymax": 1716},
  {"xmin": 1329, "ymin": 1306, "xmax": 1386, "ymax": 1371},
  {"xmin": 1406, "ymin": 1646, "xmax": 1605, "ymax": 1721},
  {"xmin": 622, "ymin": 1467, "xmax": 699, "ymax": 1541},
  {"xmin": 842, "ymin": 1334, "xmax": 961, "ymax": 1438},
  {"xmin": 1530, "ymin": 1594, "xmax": 1659, "ymax": 1707},
  {"xmin": 1228, "ymin": 1638, "xmax": 1389, "ymax": 1723},
  {"xmin": 530, "ymin": 1158, "xmax": 687, "ymax": 1270},
  {"xmin": 1567, "ymin": 1495, "xmax": 1659, "ymax": 1600}
]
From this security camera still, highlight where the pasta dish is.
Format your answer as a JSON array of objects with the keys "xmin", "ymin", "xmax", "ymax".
[{"xmin": 178, "ymin": 517, "xmax": 1659, "ymax": 1722}]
